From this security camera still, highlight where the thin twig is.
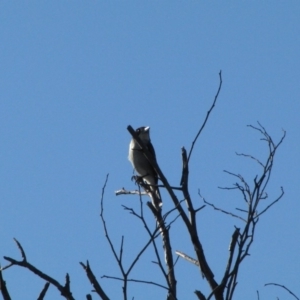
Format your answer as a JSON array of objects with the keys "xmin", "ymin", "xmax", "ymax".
[
  {"xmin": 265, "ymin": 283, "xmax": 299, "ymax": 300},
  {"xmin": 235, "ymin": 152, "xmax": 264, "ymax": 168},
  {"xmin": 13, "ymin": 238, "xmax": 26, "ymax": 261},
  {"xmin": 187, "ymin": 70, "xmax": 223, "ymax": 162},
  {"xmin": 256, "ymin": 187, "xmax": 284, "ymax": 218},
  {"xmin": 101, "ymin": 275, "xmax": 168, "ymax": 290},
  {"xmin": 199, "ymin": 191, "xmax": 246, "ymax": 222}
]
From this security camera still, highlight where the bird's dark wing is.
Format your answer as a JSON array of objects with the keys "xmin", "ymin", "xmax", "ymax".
[
  {"xmin": 146, "ymin": 141, "xmax": 159, "ymax": 183},
  {"xmin": 147, "ymin": 141, "xmax": 157, "ymax": 161}
]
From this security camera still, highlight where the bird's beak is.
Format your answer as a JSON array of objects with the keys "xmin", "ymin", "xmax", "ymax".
[{"xmin": 144, "ymin": 126, "xmax": 150, "ymax": 131}]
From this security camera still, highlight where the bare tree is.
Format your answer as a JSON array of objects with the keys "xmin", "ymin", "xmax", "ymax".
[{"xmin": 1, "ymin": 72, "xmax": 292, "ymax": 300}]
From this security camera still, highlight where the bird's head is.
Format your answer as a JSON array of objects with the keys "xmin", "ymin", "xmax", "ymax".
[{"xmin": 136, "ymin": 126, "xmax": 150, "ymax": 143}]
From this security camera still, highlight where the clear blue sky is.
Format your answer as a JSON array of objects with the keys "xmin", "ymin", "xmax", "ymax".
[{"xmin": 0, "ymin": 2, "xmax": 299, "ymax": 299}]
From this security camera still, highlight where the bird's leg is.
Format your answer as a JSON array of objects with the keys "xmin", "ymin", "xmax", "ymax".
[
  {"xmin": 131, "ymin": 174, "xmax": 156, "ymax": 193},
  {"xmin": 131, "ymin": 175, "xmax": 161, "ymax": 209},
  {"xmin": 131, "ymin": 175, "xmax": 150, "ymax": 191}
]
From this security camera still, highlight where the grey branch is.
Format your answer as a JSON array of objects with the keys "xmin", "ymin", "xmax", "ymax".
[
  {"xmin": 115, "ymin": 188, "xmax": 147, "ymax": 196},
  {"xmin": 175, "ymin": 250, "xmax": 199, "ymax": 266}
]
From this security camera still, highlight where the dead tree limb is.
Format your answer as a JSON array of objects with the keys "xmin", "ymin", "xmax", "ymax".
[
  {"xmin": 80, "ymin": 261, "xmax": 110, "ymax": 300},
  {"xmin": 3, "ymin": 239, "xmax": 75, "ymax": 300},
  {"xmin": 204, "ymin": 124, "xmax": 286, "ymax": 300},
  {"xmin": 0, "ymin": 266, "xmax": 11, "ymax": 300}
]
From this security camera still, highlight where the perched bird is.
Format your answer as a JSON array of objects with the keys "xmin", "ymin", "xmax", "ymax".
[{"xmin": 128, "ymin": 126, "xmax": 162, "ymax": 208}]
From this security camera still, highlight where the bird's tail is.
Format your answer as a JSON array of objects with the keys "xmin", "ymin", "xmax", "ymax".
[
  {"xmin": 138, "ymin": 174, "xmax": 162, "ymax": 210},
  {"xmin": 150, "ymin": 186, "xmax": 162, "ymax": 210}
]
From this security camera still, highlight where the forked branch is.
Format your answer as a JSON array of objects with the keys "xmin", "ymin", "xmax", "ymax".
[
  {"xmin": 206, "ymin": 123, "xmax": 286, "ymax": 300},
  {"xmin": 3, "ymin": 239, "xmax": 75, "ymax": 300}
]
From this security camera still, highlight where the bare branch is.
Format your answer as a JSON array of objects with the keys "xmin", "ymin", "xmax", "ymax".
[
  {"xmin": 102, "ymin": 275, "xmax": 168, "ymax": 290},
  {"xmin": 235, "ymin": 152, "xmax": 264, "ymax": 168},
  {"xmin": 162, "ymin": 200, "xmax": 185, "ymax": 222},
  {"xmin": 0, "ymin": 266, "xmax": 11, "ymax": 300},
  {"xmin": 187, "ymin": 70, "xmax": 223, "ymax": 162},
  {"xmin": 181, "ymin": 148, "xmax": 217, "ymax": 291},
  {"xmin": 175, "ymin": 251, "xmax": 199, "ymax": 267},
  {"xmin": 102, "ymin": 173, "xmax": 176, "ymax": 299},
  {"xmin": 256, "ymin": 187, "xmax": 284, "ymax": 218},
  {"xmin": 195, "ymin": 205, "xmax": 206, "ymax": 213},
  {"xmin": 80, "ymin": 261, "xmax": 110, "ymax": 300},
  {"xmin": 217, "ymin": 124, "xmax": 286, "ymax": 300},
  {"xmin": 115, "ymin": 188, "xmax": 147, "ymax": 196},
  {"xmin": 100, "ymin": 174, "xmax": 125, "ymax": 277},
  {"xmin": 195, "ymin": 290, "xmax": 207, "ymax": 300},
  {"xmin": 37, "ymin": 282, "xmax": 50, "ymax": 300},
  {"xmin": 218, "ymin": 228, "xmax": 240, "ymax": 295},
  {"xmin": 147, "ymin": 202, "xmax": 177, "ymax": 300},
  {"xmin": 13, "ymin": 238, "xmax": 27, "ymax": 261},
  {"xmin": 199, "ymin": 191, "xmax": 246, "ymax": 222},
  {"xmin": 125, "ymin": 278, "xmax": 168, "ymax": 290},
  {"xmin": 0, "ymin": 264, "xmax": 13, "ymax": 272},
  {"xmin": 265, "ymin": 283, "xmax": 299, "ymax": 300},
  {"xmin": 119, "ymin": 236, "xmax": 124, "ymax": 263},
  {"xmin": 115, "ymin": 186, "xmax": 182, "ymax": 196},
  {"xmin": 3, "ymin": 239, "xmax": 75, "ymax": 300},
  {"xmin": 122, "ymin": 200, "xmax": 171, "ymax": 291},
  {"xmin": 126, "ymin": 225, "xmax": 162, "ymax": 276}
]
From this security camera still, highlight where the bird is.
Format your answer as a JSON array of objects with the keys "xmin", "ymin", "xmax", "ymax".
[{"xmin": 128, "ymin": 126, "xmax": 162, "ymax": 208}]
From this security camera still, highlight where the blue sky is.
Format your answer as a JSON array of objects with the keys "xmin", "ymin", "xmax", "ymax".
[{"xmin": 0, "ymin": 2, "xmax": 299, "ymax": 299}]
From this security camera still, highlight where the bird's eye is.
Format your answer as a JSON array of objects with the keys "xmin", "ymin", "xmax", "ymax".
[{"xmin": 136, "ymin": 128, "xmax": 140, "ymax": 133}]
